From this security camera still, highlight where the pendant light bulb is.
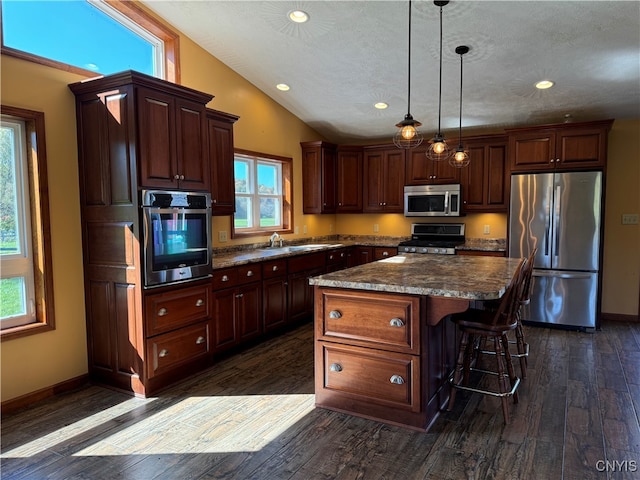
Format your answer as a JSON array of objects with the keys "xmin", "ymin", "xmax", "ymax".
[
  {"xmin": 394, "ymin": 0, "xmax": 423, "ymax": 149},
  {"xmin": 426, "ymin": 0, "xmax": 451, "ymax": 161}
]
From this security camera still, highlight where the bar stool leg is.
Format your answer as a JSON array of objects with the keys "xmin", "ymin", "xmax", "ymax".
[
  {"xmin": 448, "ymin": 331, "xmax": 470, "ymax": 411},
  {"xmin": 493, "ymin": 335, "xmax": 510, "ymax": 424},
  {"xmin": 515, "ymin": 320, "xmax": 528, "ymax": 376},
  {"xmin": 501, "ymin": 333, "xmax": 519, "ymax": 405}
]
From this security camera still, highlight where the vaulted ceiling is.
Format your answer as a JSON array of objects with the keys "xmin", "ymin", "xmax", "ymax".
[{"xmin": 143, "ymin": 1, "xmax": 640, "ymax": 144}]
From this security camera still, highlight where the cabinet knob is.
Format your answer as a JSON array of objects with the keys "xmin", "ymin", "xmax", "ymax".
[
  {"xmin": 389, "ymin": 318, "xmax": 405, "ymax": 327},
  {"xmin": 390, "ymin": 375, "xmax": 405, "ymax": 385},
  {"xmin": 338, "ymin": 202, "xmax": 342, "ymax": 206},
  {"xmin": 235, "ymin": 293, "xmax": 244, "ymax": 298},
  {"xmin": 213, "ymin": 199, "xmax": 217, "ymax": 204},
  {"xmin": 549, "ymin": 159, "xmax": 554, "ymax": 163},
  {"xmin": 382, "ymin": 251, "xmax": 389, "ymax": 257},
  {"xmin": 195, "ymin": 299, "xmax": 204, "ymax": 307},
  {"xmin": 159, "ymin": 349, "xmax": 169, "ymax": 358},
  {"xmin": 272, "ymin": 265, "xmax": 278, "ymax": 271},
  {"xmin": 195, "ymin": 336, "xmax": 206, "ymax": 345},
  {"xmin": 221, "ymin": 275, "xmax": 229, "ymax": 282},
  {"xmin": 180, "ymin": 174, "xmax": 185, "ymax": 180},
  {"xmin": 246, "ymin": 270, "xmax": 254, "ymax": 277},
  {"xmin": 329, "ymin": 310, "xmax": 342, "ymax": 319},
  {"xmin": 174, "ymin": 174, "xmax": 180, "ymax": 180},
  {"xmin": 330, "ymin": 363, "xmax": 343, "ymax": 372},
  {"xmin": 158, "ymin": 307, "xmax": 168, "ymax": 317},
  {"xmin": 329, "ymin": 255, "xmax": 334, "ymax": 260}
]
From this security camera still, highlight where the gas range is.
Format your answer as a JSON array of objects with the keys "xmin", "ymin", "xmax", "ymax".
[{"xmin": 398, "ymin": 223, "xmax": 465, "ymax": 255}]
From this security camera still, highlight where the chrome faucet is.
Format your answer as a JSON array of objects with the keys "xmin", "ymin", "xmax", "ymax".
[{"xmin": 269, "ymin": 232, "xmax": 283, "ymax": 248}]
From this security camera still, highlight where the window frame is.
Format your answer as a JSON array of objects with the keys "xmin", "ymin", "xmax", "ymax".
[
  {"xmin": 232, "ymin": 149, "xmax": 293, "ymax": 239},
  {"xmin": 0, "ymin": 0, "xmax": 181, "ymax": 83},
  {"xmin": 1, "ymin": 106, "xmax": 55, "ymax": 341}
]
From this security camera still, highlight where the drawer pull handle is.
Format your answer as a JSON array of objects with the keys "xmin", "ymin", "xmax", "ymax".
[
  {"xmin": 247, "ymin": 270, "xmax": 254, "ymax": 277},
  {"xmin": 195, "ymin": 299, "xmax": 204, "ymax": 307},
  {"xmin": 221, "ymin": 275, "xmax": 229, "ymax": 282},
  {"xmin": 389, "ymin": 318, "xmax": 405, "ymax": 327},
  {"xmin": 235, "ymin": 293, "xmax": 244, "ymax": 298},
  {"xmin": 330, "ymin": 363, "xmax": 343, "ymax": 372},
  {"xmin": 195, "ymin": 336, "xmax": 206, "ymax": 345},
  {"xmin": 382, "ymin": 251, "xmax": 389, "ymax": 257},
  {"xmin": 272, "ymin": 265, "xmax": 278, "ymax": 271},
  {"xmin": 329, "ymin": 310, "xmax": 342, "ymax": 319},
  {"xmin": 158, "ymin": 308, "xmax": 168, "ymax": 317},
  {"xmin": 390, "ymin": 375, "xmax": 405, "ymax": 385},
  {"xmin": 329, "ymin": 255, "xmax": 334, "ymax": 260},
  {"xmin": 159, "ymin": 349, "xmax": 169, "ymax": 358}
]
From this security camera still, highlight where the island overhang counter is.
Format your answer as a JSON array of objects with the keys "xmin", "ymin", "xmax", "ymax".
[{"xmin": 309, "ymin": 254, "xmax": 522, "ymax": 431}]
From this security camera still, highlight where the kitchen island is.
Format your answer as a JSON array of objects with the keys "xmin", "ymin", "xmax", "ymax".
[{"xmin": 309, "ymin": 254, "xmax": 522, "ymax": 431}]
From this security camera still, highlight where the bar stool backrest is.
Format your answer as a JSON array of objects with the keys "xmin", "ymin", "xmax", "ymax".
[
  {"xmin": 519, "ymin": 248, "xmax": 537, "ymax": 307},
  {"xmin": 490, "ymin": 258, "xmax": 527, "ymax": 327}
]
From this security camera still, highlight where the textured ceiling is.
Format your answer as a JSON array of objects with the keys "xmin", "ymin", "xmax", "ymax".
[{"xmin": 143, "ymin": 0, "xmax": 640, "ymax": 144}]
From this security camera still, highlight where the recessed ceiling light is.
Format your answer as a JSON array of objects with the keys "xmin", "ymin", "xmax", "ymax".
[
  {"xmin": 535, "ymin": 80, "xmax": 554, "ymax": 90},
  {"xmin": 276, "ymin": 83, "xmax": 290, "ymax": 91},
  {"xmin": 374, "ymin": 102, "xmax": 388, "ymax": 110},
  {"xmin": 288, "ymin": 10, "xmax": 309, "ymax": 23}
]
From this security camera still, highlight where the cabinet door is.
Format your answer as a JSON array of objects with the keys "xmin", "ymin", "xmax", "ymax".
[
  {"xmin": 263, "ymin": 276, "xmax": 288, "ymax": 332},
  {"xmin": 287, "ymin": 271, "xmax": 308, "ymax": 323},
  {"xmin": 137, "ymin": 87, "xmax": 178, "ymax": 188},
  {"xmin": 322, "ymin": 148, "xmax": 337, "ymax": 213},
  {"xmin": 301, "ymin": 141, "xmax": 336, "ymax": 214},
  {"xmin": 485, "ymin": 143, "xmax": 508, "ymax": 210},
  {"xmin": 212, "ymin": 288, "xmax": 237, "ymax": 351},
  {"xmin": 363, "ymin": 150, "xmax": 385, "ymax": 212},
  {"xmin": 556, "ymin": 127, "xmax": 607, "ymax": 168},
  {"xmin": 354, "ymin": 246, "xmax": 373, "ymax": 265},
  {"xmin": 405, "ymin": 146, "xmax": 431, "ymax": 185},
  {"xmin": 237, "ymin": 283, "xmax": 262, "ymax": 341},
  {"xmin": 336, "ymin": 148, "xmax": 363, "ymax": 212},
  {"xmin": 462, "ymin": 138, "xmax": 508, "ymax": 212},
  {"xmin": 207, "ymin": 114, "xmax": 236, "ymax": 215},
  {"xmin": 373, "ymin": 247, "xmax": 397, "ymax": 261},
  {"xmin": 175, "ymin": 98, "xmax": 209, "ymax": 191},
  {"xmin": 382, "ymin": 150, "xmax": 405, "ymax": 212},
  {"xmin": 509, "ymin": 130, "xmax": 556, "ymax": 172}
]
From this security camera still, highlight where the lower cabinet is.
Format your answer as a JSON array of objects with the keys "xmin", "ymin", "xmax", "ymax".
[
  {"xmin": 288, "ymin": 252, "xmax": 325, "ymax": 324},
  {"xmin": 262, "ymin": 258, "xmax": 288, "ymax": 333},
  {"xmin": 146, "ymin": 321, "xmax": 210, "ymax": 379}
]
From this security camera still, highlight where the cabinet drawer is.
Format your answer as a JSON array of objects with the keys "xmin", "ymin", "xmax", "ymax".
[
  {"xmin": 288, "ymin": 251, "xmax": 325, "ymax": 273},
  {"xmin": 373, "ymin": 247, "xmax": 397, "ymax": 260},
  {"xmin": 145, "ymin": 285, "xmax": 210, "ymax": 336},
  {"xmin": 319, "ymin": 343, "xmax": 420, "ymax": 412},
  {"xmin": 213, "ymin": 264, "xmax": 262, "ymax": 289},
  {"xmin": 147, "ymin": 322, "xmax": 210, "ymax": 378},
  {"xmin": 262, "ymin": 259, "xmax": 287, "ymax": 279},
  {"xmin": 317, "ymin": 288, "xmax": 420, "ymax": 354}
]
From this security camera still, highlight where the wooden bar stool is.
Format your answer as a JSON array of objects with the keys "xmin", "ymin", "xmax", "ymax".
[{"xmin": 447, "ymin": 258, "xmax": 527, "ymax": 424}]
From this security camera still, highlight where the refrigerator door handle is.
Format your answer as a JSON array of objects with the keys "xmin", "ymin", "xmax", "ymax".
[
  {"xmin": 533, "ymin": 270, "xmax": 593, "ymax": 280},
  {"xmin": 554, "ymin": 185, "xmax": 562, "ymax": 258},
  {"xmin": 544, "ymin": 186, "xmax": 553, "ymax": 256}
]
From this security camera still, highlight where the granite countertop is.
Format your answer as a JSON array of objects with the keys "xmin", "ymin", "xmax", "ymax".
[
  {"xmin": 456, "ymin": 238, "xmax": 507, "ymax": 252},
  {"xmin": 309, "ymin": 254, "xmax": 522, "ymax": 301}
]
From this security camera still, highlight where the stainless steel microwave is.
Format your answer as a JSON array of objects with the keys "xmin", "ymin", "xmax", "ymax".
[{"xmin": 404, "ymin": 184, "xmax": 462, "ymax": 217}]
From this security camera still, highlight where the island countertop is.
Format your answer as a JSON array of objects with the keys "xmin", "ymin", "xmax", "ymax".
[{"xmin": 309, "ymin": 253, "xmax": 522, "ymax": 300}]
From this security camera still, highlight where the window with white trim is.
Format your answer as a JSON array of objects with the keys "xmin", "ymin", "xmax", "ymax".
[
  {"xmin": 1, "ymin": 118, "xmax": 35, "ymax": 329},
  {"xmin": 233, "ymin": 151, "xmax": 292, "ymax": 237}
]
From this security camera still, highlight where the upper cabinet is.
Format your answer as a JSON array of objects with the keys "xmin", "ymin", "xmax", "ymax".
[
  {"xmin": 301, "ymin": 141, "xmax": 337, "ymax": 214},
  {"xmin": 507, "ymin": 119, "xmax": 614, "ymax": 172},
  {"xmin": 460, "ymin": 135, "xmax": 509, "ymax": 212},
  {"xmin": 363, "ymin": 145, "xmax": 405, "ymax": 213},
  {"xmin": 207, "ymin": 109, "xmax": 239, "ymax": 216},
  {"xmin": 336, "ymin": 146, "xmax": 363, "ymax": 213},
  {"xmin": 405, "ymin": 144, "xmax": 461, "ymax": 185}
]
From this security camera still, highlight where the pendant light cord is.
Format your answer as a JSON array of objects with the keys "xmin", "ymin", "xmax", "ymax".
[
  {"xmin": 407, "ymin": 0, "xmax": 412, "ymax": 116},
  {"xmin": 458, "ymin": 50, "xmax": 463, "ymax": 145},
  {"xmin": 437, "ymin": 3, "xmax": 443, "ymax": 134}
]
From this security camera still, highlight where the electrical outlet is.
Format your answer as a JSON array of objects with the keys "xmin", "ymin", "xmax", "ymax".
[
  {"xmin": 622, "ymin": 213, "xmax": 639, "ymax": 225},
  {"xmin": 373, "ymin": 224, "xmax": 379, "ymax": 233},
  {"xmin": 303, "ymin": 225, "xmax": 308, "ymax": 234},
  {"xmin": 294, "ymin": 226, "xmax": 299, "ymax": 235},
  {"xmin": 483, "ymin": 225, "xmax": 490, "ymax": 235},
  {"xmin": 218, "ymin": 231, "xmax": 228, "ymax": 242},
  {"xmin": 329, "ymin": 223, "xmax": 333, "ymax": 232}
]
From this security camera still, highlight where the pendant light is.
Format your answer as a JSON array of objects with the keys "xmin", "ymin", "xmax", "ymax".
[
  {"xmin": 449, "ymin": 45, "xmax": 470, "ymax": 167},
  {"xmin": 394, "ymin": 0, "xmax": 423, "ymax": 149},
  {"xmin": 426, "ymin": 0, "xmax": 451, "ymax": 161}
]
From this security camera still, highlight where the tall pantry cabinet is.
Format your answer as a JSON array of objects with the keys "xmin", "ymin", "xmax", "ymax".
[{"xmin": 69, "ymin": 70, "xmax": 235, "ymax": 396}]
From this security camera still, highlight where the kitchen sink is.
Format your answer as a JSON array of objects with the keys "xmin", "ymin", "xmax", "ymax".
[{"xmin": 261, "ymin": 243, "xmax": 341, "ymax": 253}]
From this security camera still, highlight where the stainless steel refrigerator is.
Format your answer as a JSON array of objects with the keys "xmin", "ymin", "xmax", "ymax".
[{"xmin": 508, "ymin": 171, "xmax": 603, "ymax": 331}]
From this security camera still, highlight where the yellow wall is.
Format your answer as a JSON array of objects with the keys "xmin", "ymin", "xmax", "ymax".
[{"xmin": 1, "ymin": 10, "xmax": 638, "ymax": 403}]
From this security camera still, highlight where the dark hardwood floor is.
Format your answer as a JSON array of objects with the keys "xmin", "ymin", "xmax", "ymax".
[{"xmin": 2, "ymin": 319, "xmax": 639, "ymax": 480}]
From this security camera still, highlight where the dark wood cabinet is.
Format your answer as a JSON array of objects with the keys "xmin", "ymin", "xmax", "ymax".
[
  {"xmin": 405, "ymin": 144, "xmax": 461, "ymax": 185},
  {"xmin": 325, "ymin": 248, "xmax": 349, "ymax": 272},
  {"xmin": 353, "ymin": 246, "xmax": 373, "ymax": 265},
  {"xmin": 211, "ymin": 265, "xmax": 262, "ymax": 353},
  {"xmin": 262, "ymin": 259, "xmax": 288, "ymax": 333},
  {"xmin": 374, "ymin": 247, "xmax": 398, "ymax": 260},
  {"xmin": 336, "ymin": 146, "xmax": 363, "ymax": 213},
  {"xmin": 288, "ymin": 252, "xmax": 325, "ymax": 323},
  {"xmin": 301, "ymin": 141, "xmax": 337, "ymax": 214},
  {"xmin": 363, "ymin": 146, "xmax": 405, "ymax": 213},
  {"xmin": 207, "ymin": 109, "xmax": 239, "ymax": 215},
  {"xmin": 460, "ymin": 135, "xmax": 509, "ymax": 212},
  {"xmin": 137, "ymin": 86, "xmax": 210, "ymax": 191},
  {"xmin": 507, "ymin": 119, "xmax": 613, "ymax": 172}
]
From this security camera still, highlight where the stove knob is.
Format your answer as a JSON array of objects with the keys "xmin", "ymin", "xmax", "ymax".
[{"xmin": 410, "ymin": 247, "xmax": 416, "ymax": 253}]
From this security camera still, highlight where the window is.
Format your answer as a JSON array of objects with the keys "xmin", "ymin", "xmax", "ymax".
[
  {"xmin": 1, "ymin": 106, "xmax": 55, "ymax": 340},
  {"xmin": 233, "ymin": 150, "xmax": 292, "ymax": 237},
  {"xmin": 1, "ymin": 0, "xmax": 180, "ymax": 82}
]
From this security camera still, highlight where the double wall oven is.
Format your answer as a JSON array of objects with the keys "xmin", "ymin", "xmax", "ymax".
[{"xmin": 141, "ymin": 190, "xmax": 212, "ymax": 288}]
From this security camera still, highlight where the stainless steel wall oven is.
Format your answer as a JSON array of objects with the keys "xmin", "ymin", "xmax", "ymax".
[{"xmin": 141, "ymin": 190, "xmax": 212, "ymax": 288}]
